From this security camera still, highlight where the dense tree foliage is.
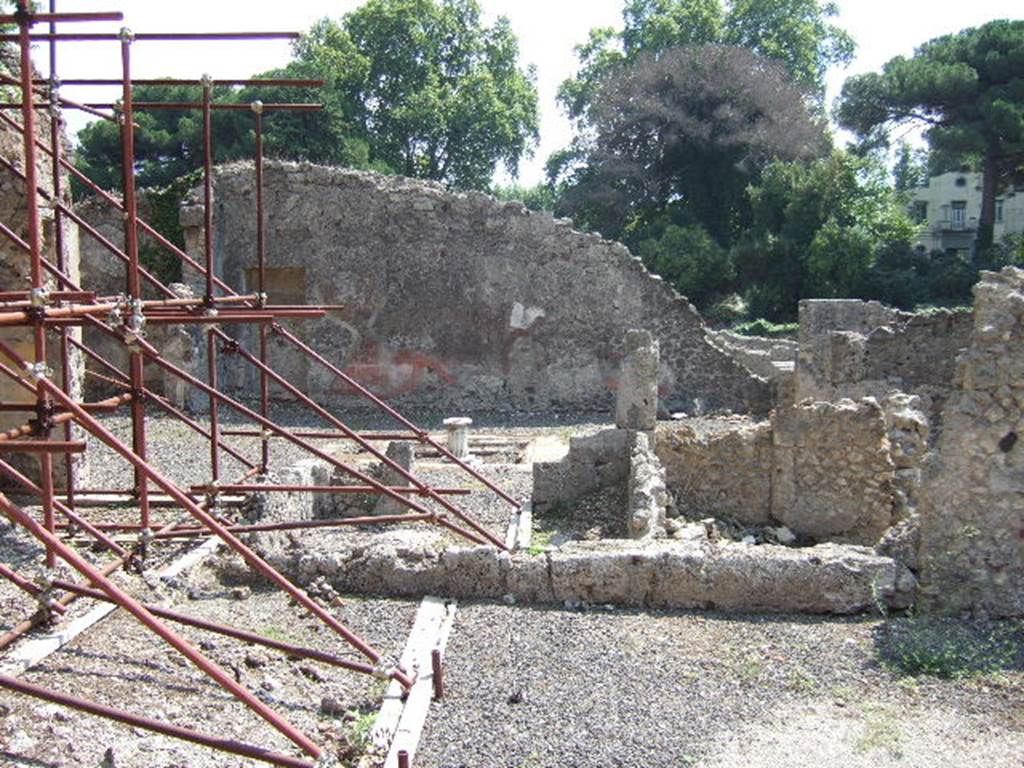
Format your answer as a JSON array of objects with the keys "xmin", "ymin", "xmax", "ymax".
[
  {"xmin": 558, "ymin": 0, "xmax": 854, "ymax": 122},
  {"xmin": 295, "ymin": 0, "xmax": 538, "ymax": 188},
  {"xmin": 734, "ymin": 150, "xmax": 918, "ymax": 319},
  {"xmin": 550, "ymin": 45, "xmax": 827, "ymax": 269},
  {"xmin": 838, "ymin": 19, "xmax": 1024, "ymax": 251},
  {"xmin": 74, "ymin": 0, "xmax": 538, "ymax": 192},
  {"xmin": 546, "ymin": 1, "xmax": 850, "ymax": 315}
]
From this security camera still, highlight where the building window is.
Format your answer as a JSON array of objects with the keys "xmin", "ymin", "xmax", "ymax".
[
  {"xmin": 955, "ymin": 176, "xmax": 967, "ymax": 187},
  {"xmin": 912, "ymin": 201, "xmax": 928, "ymax": 223},
  {"xmin": 996, "ymin": 199, "xmax": 1004, "ymax": 223},
  {"xmin": 951, "ymin": 201, "xmax": 967, "ymax": 230}
]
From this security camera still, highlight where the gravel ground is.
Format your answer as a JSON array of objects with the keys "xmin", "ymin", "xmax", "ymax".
[
  {"xmin": 6, "ymin": 411, "xmax": 1022, "ymax": 768},
  {"xmin": 0, "ymin": 547, "xmax": 419, "ymax": 767},
  {"xmin": 416, "ymin": 603, "xmax": 1024, "ymax": 768}
]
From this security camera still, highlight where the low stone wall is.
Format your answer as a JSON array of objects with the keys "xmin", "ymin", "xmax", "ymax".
[
  {"xmin": 655, "ymin": 400, "xmax": 896, "ymax": 545},
  {"xmin": 796, "ymin": 299, "xmax": 972, "ymax": 411},
  {"xmin": 261, "ymin": 532, "xmax": 914, "ymax": 615},
  {"xmin": 707, "ymin": 330, "xmax": 797, "ymax": 381},
  {"xmin": 532, "ymin": 428, "xmax": 632, "ymax": 514},
  {"xmin": 918, "ymin": 268, "xmax": 1024, "ymax": 617},
  {"xmin": 656, "ymin": 419, "xmax": 773, "ymax": 524},
  {"xmin": 772, "ymin": 400, "xmax": 894, "ymax": 544},
  {"xmin": 193, "ymin": 162, "xmax": 770, "ymax": 415},
  {"xmin": 627, "ymin": 432, "xmax": 667, "ymax": 539}
]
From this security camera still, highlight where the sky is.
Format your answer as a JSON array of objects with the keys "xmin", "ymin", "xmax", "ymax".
[{"xmin": 35, "ymin": 0, "xmax": 1022, "ymax": 186}]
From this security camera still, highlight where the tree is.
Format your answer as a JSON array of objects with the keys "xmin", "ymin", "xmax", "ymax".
[
  {"xmin": 634, "ymin": 222, "xmax": 735, "ymax": 308},
  {"xmin": 734, "ymin": 150, "xmax": 918, "ymax": 320},
  {"xmin": 558, "ymin": 0, "xmax": 853, "ymax": 122},
  {"xmin": 838, "ymin": 19, "xmax": 1024, "ymax": 252},
  {"xmin": 551, "ymin": 45, "xmax": 828, "ymax": 247},
  {"xmin": 891, "ymin": 141, "xmax": 929, "ymax": 193},
  {"xmin": 297, "ymin": 0, "xmax": 538, "ymax": 189},
  {"xmin": 74, "ymin": 0, "xmax": 538, "ymax": 192}
]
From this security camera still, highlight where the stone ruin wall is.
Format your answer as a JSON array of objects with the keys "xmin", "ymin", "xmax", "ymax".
[
  {"xmin": 0, "ymin": 45, "xmax": 83, "ymax": 485},
  {"xmin": 918, "ymin": 268, "xmax": 1024, "ymax": 617},
  {"xmin": 187, "ymin": 161, "xmax": 771, "ymax": 416},
  {"xmin": 655, "ymin": 399, "xmax": 897, "ymax": 546},
  {"xmin": 75, "ymin": 193, "xmax": 194, "ymax": 405},
  {"xmin": 796, "ymin": 299, "xmax": 972, "ymax": 412}
]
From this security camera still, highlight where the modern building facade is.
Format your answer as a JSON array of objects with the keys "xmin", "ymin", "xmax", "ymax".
[{"xmin": 908, "ymin": 170, "xmax": 1024, "ymax": 256}]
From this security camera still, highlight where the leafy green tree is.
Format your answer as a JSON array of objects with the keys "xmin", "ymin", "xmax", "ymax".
[
  {"xmin": 74, "ymin": 0, "xmax": 538, "ymax": 192},
  {"xmin": 837, "ymin": 19, "xmax": 1024, "ymax": 252},
  {"xmin": 551, "ymin": 45, "xmax": 828, "ymax": 248},
  {"xmin": 294, "ymin": 0, "xmax": 538, "ymax": 189},
  {"xmin": 891, "ymin": 141, "xmax": 929, "ymax": 193},
  {"xmin": 735, "ymin": 150, "xmax": 918, "ymax": 320},
  {"xmin": 558, "ymin": 0, "xmax": 853, "ymax": 121},
  {"xmin": 491, "ymin": 182, "xmax": 555, "ymax": 211},
  {"xmin": 634, "ymin": 222, "xmax": 735, "ymax": 308}
]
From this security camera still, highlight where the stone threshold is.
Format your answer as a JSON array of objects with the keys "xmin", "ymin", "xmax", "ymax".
[{"xmin": 265, "ymin": 533, "xmax": 915, "ymax": 616}]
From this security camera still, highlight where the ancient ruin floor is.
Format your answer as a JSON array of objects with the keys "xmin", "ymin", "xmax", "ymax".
[{"xmin": 0, "ymin": 410, "xmax": 1022, "ymax": 767}]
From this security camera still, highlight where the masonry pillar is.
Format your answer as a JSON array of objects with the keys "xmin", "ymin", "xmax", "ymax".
[
  {"xmin": 615, "ymin": 329, "xmax": 659, "ymax": 430},
  {"xmin": 918, "ymin": 267, "xmax": 1024, "ymax": 617}
]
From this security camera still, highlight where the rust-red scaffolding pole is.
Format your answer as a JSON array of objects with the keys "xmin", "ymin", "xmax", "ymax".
[
  {"xmin": 14, "ymin": 2, "xmax": 57, "ymax": 568},
  {"xmin": 0, "ymin": 335, "xmax": 412, "ymax": 684},
  {"xmin": 0, "ymin": 490, "xmax": 322, "ymax": 759},
  {"xmin": 116, "ymin": 26, "xmax": 152, "ymax": 539},
  {"xmin": 0, "ymin": 674, "xmax": 316, "ymax": 768}
]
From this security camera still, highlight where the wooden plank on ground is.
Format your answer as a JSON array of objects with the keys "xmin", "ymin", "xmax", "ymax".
[{"xmin": 372, "ymin": 595, "xmax": 458, "ymax": 767}]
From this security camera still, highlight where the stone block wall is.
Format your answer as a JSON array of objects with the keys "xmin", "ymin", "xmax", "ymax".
[
  {"xmin": 707, "ymin": 330, "xmax": 797, "ymax": 381},
  {"xmin": 656, "ymin": 419, "xmax": 774, "ymax": 524},
  {"xmin": 772, "ymin": 399, "xmax": 894, "ymax": 544},
  {"xmin": 918, "ymin": 268, "xmax": 1024, "ymax": 617},
  {"xmin": 0, "ymin": 45, "xmax": 83, "ymax": 487},
  {"xmin": 655, "ymin": 400, "xmax": 896, "ymax": 545},
  {"xmin": 796, "ymin": 299, "xmax": 972, "ymax": 410},
  {"xmin": 532, "ymin": 428, "xmax": 632, "ymax": 513},
  {"xmin": 194, "ymin": 162, "xmax": 771, "ymax": 415},
  {"xmin": 74, "ymin": 193, "xmax": 195, "ymax": 404}
]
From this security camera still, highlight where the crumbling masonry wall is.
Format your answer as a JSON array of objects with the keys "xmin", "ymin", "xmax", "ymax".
[
  {"xmin": 655, "ymin": 400, "xmax": 895, "ymax": 545},
  {"xmin": 796, "ymin": 299, "xmax": 972, "ymax": 411},
  {"xmin": 75, "ymin": 193, "xmax": 195, "ymax": 405},
  {"xmin": 193, "ymin": 162, "xmax": 771, "ymax": 415},
  {"xmin": 0, "ymin": 46, "xmax": 83, "ymax": 485},
  {"xmin": 918, "ymin": 268, "xmax": 1024, "ymax": 617}
]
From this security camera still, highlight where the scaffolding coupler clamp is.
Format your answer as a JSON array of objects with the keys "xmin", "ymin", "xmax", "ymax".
[
  {"xmin": 371, "ymin": 654, "xmax": 402, "ymax": 681},
  {"xmin": 22, "ymin": 361, "xmax": 51, "ymax": 382},
  {"xmin": 29, "ymin": 287, "xmax": 50, "ymax": 308},
  {"xmin": 201, "ymin": 307, "xmax": 219, "ymax": 333}
]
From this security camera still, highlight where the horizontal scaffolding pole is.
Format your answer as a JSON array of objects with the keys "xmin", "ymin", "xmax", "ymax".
[
  {"xmin": 189, "ymin": 483, "xmax": 471, "ymax": 495},
  {"xmin": 0, "ymin": 674, "xmax": 315, "ymax": 768},
  {"xmin": 39, "ymin": 77, "xmax": 324, "ymax": 87},
  {"xmin": 0, "ymin": 31, "xmax": 301, "ymax": 42},
  {"xmin": 0, "ymin": 439, "xmax": 86, "ymax": 453},
  {"xmin": 0, "ymin": 102, "xmax": 323, "ymax": 112},
  {"xmin": 0, "ymin": 11, "xmax": 123, "ymax": 24},
  {"xmin": 51, "ymin": 579, "xmax": 378, "ymax": 676}
]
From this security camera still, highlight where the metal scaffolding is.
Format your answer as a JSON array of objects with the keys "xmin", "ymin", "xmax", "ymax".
[{"xmin": 0, "ymin": 3, "xmax": 520, "ymax": 765}]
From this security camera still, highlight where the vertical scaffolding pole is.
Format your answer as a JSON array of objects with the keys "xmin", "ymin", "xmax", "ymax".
[
  {"xmin": 119, "ymin": 26, "xmax": 151, "ymax": 538},
  {"xmin": 16, "ymin": 2, "xmax": 56, "ymax": 568},
  {"xmin": 202, "ymin": 75, "xmax": 220, "ymax": 485},
  {"xmin": 253, "ymin": 102, "xmax": 270, "ymax": 474},
  {"xmin": 49, "ymin": 0, "xmax": 76, "ymax": 516}
]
